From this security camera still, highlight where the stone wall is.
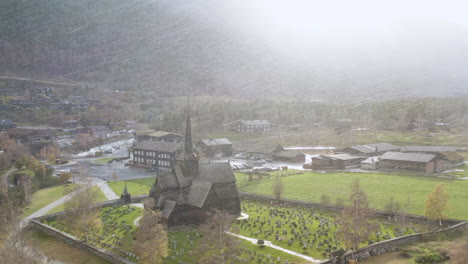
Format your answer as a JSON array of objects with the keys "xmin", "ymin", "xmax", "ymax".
[
  {"xmin": 240, "ymin": 192, "xmax": 463, "ymax": 226},
  {"xmin": 29, "ymin": 195, "xmax": 149, "ymax": 264},
  {"xmin": 30, "ymin": 219, "xmax": 134, "ymax": 264}
]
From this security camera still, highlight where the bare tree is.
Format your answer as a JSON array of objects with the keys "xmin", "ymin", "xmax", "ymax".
[
  {"xmin": 336, "ymin": 180, "xmax": 379, "ymax": 258},
  {"xmin": 273, "ymin": 176, "xmax": 284, "ymax": 201},
  {"xmin": 133, "ymin": 198, "xmax": 168, "ymax": 264},
  {"xmin": 192, "ymin": 210, "xmax": 241, "ymax": 264},
  {"xmin": 0, "ymin": 199, "xmax": 52, "ymax": 264}
]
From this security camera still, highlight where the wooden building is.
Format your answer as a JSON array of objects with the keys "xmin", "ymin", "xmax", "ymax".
[
  {"xmin": 149, "ymin": 103, "xmax": 240, "ymax": 226},
  {"xmin": 400, "ymin": 146, "xmax": 457, "ymax": 154},
  {"xmin": 197, "ymin": 138, "xmax": 232, "ymax": 158},
  {"xmin": 435, "ymin": 152, "xmax": 465, "ymax": 171},
  {"xmin": 379, "ymin": 152, "xmax": 437, "ymax": 173},
  {"xmin": 135, "ymin": 130, "xmax": 183, "ymax": 143},
  {"xmin": 224, "ymin": 119, "xmax": 271, "ymax": 134},
  {"xmin": 273, "ymin": 151, "xmax": 306, "ymax": 163},
  {"xmin": 311, "ymin": 154, "xmax": 365, "ymax": 170},
  {"xmin": 233, "ymin": 142, "xmax": 284, "ymax": 160},
  {"xmin": 0, "ymin": 119, "xmax": 16, "ymax": 131},
  {"xmin": 341, "ymin": 142, "xmax": 400, "ymax": 156},
  {"xmin": 132, "ymin": 141, "xmax": 182, "ymax": 171}
]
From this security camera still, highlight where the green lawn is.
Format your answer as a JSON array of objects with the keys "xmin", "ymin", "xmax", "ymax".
[
  {"xmin": 46, "ymin": 185, "xmax": 108, "ymax": 214},
  {"xmin": 32, "ymin": 232, "xmax": 111, "ymax": 264},
  {"xmin": 22, "ymin": 184, "xmax": 75, "ymax": 217},
  {"xmin": 236, "ymin": 171, "xmax": 468, "ymax": 220},
  {"xmin": 108, "ymin": 177, "xmax": 155, "ymax": 196}
]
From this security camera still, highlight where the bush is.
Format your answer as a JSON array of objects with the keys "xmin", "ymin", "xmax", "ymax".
[{"xmin": 415, "ymin": 252, "xmax": 445, "ymax": 264}]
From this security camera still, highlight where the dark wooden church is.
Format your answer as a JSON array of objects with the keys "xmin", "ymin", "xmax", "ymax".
[{"xmin": 149, "ymin": 102, "xmax": 240, "ymax": 226}]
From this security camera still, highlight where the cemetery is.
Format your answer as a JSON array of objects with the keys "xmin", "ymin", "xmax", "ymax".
[{"xmin": 234, "ymin": 201, "xmax": 428, "ymax": 260}]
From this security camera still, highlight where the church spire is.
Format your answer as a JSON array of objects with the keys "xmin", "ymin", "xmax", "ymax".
[
  {"xmin": 184, "ymin": 96, "xmax": 194, "ymax": 156},
  {"xmin": 182, "ymin": 95, "xmax": 198, "ymax": 178}
]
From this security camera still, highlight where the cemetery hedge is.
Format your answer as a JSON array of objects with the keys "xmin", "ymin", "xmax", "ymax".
[{"xmin": 236, "ymin": 171, "xmax": 468, "ymax": 220}]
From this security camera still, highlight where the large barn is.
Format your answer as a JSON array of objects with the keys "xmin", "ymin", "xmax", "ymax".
[{"xmin": 149, "ymin": 105, "xmax": 240, "ymax": 226}]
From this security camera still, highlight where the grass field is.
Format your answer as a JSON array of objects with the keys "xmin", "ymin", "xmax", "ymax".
[
  {"xmin": 32, "ymin": 232, "xmax": 111, "ymax": 264},
  {"xmin": 236, "ymin": 171, "xmax": 468, "ymax": 220},
  {"xmin": 22, "ymin": 184, "xmax": 75, "ymax": 217},
  {"xmin": 108, "ymin": 177, "xmax": 155, "ymax": 196},
  {"xmin": 45, "ymin": 185, "xmax": 108, "ymax": 214}
]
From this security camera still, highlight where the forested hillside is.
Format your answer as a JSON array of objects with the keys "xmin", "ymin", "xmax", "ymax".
[{"xmin": 1, "ymin": 0, "xmax": 468, "ymax": 100}]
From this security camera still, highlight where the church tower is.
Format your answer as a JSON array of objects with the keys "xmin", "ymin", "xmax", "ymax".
[{"xmin": 181, "ymin": 96, "xmax": 199, "ymax": 178}]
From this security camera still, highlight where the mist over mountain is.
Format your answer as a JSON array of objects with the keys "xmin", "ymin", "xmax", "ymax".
[{"xmin": 1, "ymin": 0, "xmax": 467, "ymax": 101}]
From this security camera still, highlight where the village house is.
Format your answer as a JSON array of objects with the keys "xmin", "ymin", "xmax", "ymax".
[
  {"xmin": 272, "ymin": 151, "xmax": 306, "ymax": 163},
  {"xmin": 400, "ymin": 145, "xmax": 457, "ymax": 154},
  {"xmin": 65, "ymin": 120, "xmax": 79, "ymax": 128},
  {"xmin": 233, "ymin": 142, "xmax": 284, "ymax": 160},
  {"xmin": 135, "ymin": 130, "xmax": 183, "ymax": 143},
  {"xmin": 224, "ymin": 119, "xmax": 271, "ymax": 134},
  {"xmin": 379, "ymin": 152, "xmax": 437, "ymax": 174},
  {"xmin": 132, "ymin": 141, "xmax": 182, "ymax": 171},
  {"xmin": 149, "ymin": 103, "xmax": 240, "ymax": 226},
  {"xmin": 197, "ymin": 138, "xmax": 233, "ymax": 158},
  {"xmin": 361, "ymin": 157, "xmax": 380, "ymax": 170},
  {"xmin": 341, "ymin": 142, "xmax": 400, "ymax": 156},
  {"xmin": 0, "ymin": 119, "xmax": 16, "ymax": 130},
  {"xmin": 310, "ymin": 154, "xmax": 365, "ymax": 170},
  {"xmin": 6, "ymin": 128, "xmax": 57, "ymax": 144},
  {"xmin": 435, "ymin": 152, "xmax": 465, "ymax": 171}
]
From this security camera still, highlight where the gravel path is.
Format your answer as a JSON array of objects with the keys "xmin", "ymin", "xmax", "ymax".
[
  {"xmin": 227, "ymin": 232, "xmax": 323, "ymax": 263},
  {"xmin": 95, "ymin": 180, "xmax": 119, "ymax": 200}
]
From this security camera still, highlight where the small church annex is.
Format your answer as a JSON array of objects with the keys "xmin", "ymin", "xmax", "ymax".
[{"xmin": 149, "ymin": 101, "xmax": 241, "ymax": 226}]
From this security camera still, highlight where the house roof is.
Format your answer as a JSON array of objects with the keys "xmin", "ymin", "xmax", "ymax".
[
  {"xmin": 200, "ymin": 138, "xmax": 232, "ymax": 146},
  {"xmin": 134, "ymin": 141, "xmax": 182, "ymax": 153},
  {"xmin": 142, "ymin": 130, "xmax": 183, "ymax": 138},
  {"xmin": 439, "ymin": 152, "xmax": 464, "ymax": 162},
  {"xmin": 161, "ymin": 199, "xmax": 177, "ymax": 219},
  {"xmin": 347, "ymin": 143, "xmax": 400, "ymax": 154},
  {"xmin": 0, "ymin": 119, "xmax": 15, "ymax": 126},
  {"xmin": 380, "ymin": 152, "xmax": 436, "ymax": 163},
  {"xmin": 273, "ymin": 151, "xmax": 304, "ymax": 158},
  {"xmin": 233, "ymin": 142, "xmax": 283, "ymax": 154},
  {"xmin": 327, "ymin": 153, "xmax": 366, "ymax": 161},
  {"xmin": 241, "ymin": 120, "xmax": 270, "ymax": 125},
  {"xmin": 401, "ymin": 146, "xmax": 457, "ymax": 153}
]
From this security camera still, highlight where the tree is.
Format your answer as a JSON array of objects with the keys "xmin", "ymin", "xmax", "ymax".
[
  {"xmin": 336, "ymin": 180, "xmax": 379, "ymax": 257},
  {"xmin": 273, "ymin": 176, "xmax": 284, "ymax": 201},
  {"xmin": 0, "ymin": 198, "xmax": 52, "ymax": 264},
  {"xmin": 192, "ymin": 210, "xmax": 241, "ymax": 264},
  {"xmin": 425, "ymin": 184, "xmax": 449, "ymax": 226},
  {"xmin": 384, "ymin": 196, "xmax": 401, "ymax": 221},
  {"xmin": 133, "ymin": 198, "xmax": 168, "ymax": 264},
  {"xmin": 59, "ymin": 172, "xmax": 72, "ymax": 183},
  {"xmin": 111, "ymin": 171, "xmax": 118, "ymax": 182},
  {"xmin": 58, "ymin": 183, "xmax": 102, "ymax": 239}
]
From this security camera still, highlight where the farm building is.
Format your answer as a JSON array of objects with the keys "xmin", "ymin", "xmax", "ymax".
[
  {"xmin": 233, "ymin": 142, "xmax": 284, "ymax": 160},
  {"xmin": 0, "ymin": 119, "xmax": 16, "ymax": 130},
  {"xmin": 435, "ymin": 152, "xmax": 465, "ymax": 171},
  {"xmin": 135, "ymin": 130, "xmax": 183, "ymax": 143},
  {"xmin": 361, "ymin": 157, "xmax": 379, "ymax": 170},
  {"xmin": 197, "ymin": 138, "xmax": 232, "ymax": 158},
  {"xmin": 400, "ymin": 146, "xmax": 457, "ymax": 154},
  {"xmin": 132, "ymin": 141, "xmax": 182, "ymax": 171},
  {"xmin": 341, "ymin": 142, "xmax": 400, "ymax": 156},
  {"xmin": 311, "ymin": 154, "xmax": 365, "ymax": 170},
  {"xmin": 379, "ymin": 152, "xmax": 437, "ymax": 173},
  {"xmin": 273, "ymin": 151, "xmax": 306, "ymax": 163},
  {"xmin": 224, "ymin": 119, "xmax": 271, "ymax": 134}
]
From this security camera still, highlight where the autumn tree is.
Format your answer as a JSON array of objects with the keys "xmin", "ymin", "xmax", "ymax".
[
  {"xmin": 59, "ymin": 182, "xmax": 102, "ymax": 239},
  {"xmin": 273, "ymin": 176, "xmax": 284, "ymax": 201},
  {"xmin": 336, "ymin": 180, "xmax": 379, "ymax": 257},
  {"xmin": 0, "ymin": 198, "xmax": 52, "ymax": 264},
  {"xmin": 59, "ymin": 172, "xmax": 72, "ymax": 183},
  {"xmin": 133, "ymin": 198, "xmax": 168, "ymax": 264},
  {"xmin": 425, "ymin": 184, "xmax": 449, "ymax": 226},
  {"xmin": 192, "ymin": 210, "xmax": 241, "ymax": 264},
  {"xmin": 384, "ymin": 196, "xmax": 401, "ymax": 221}
]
